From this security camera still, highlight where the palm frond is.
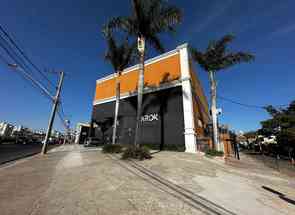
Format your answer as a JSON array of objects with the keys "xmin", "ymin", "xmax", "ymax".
[
  {"xmin": 152, "ymin": 5, "xmax": 182, "ymax": 33},
  {"xmin": 215, "ymin": 34, "xmax": 234, "ymax": 49},
  {"xmin": 102, "ymin": 25, "xmax": 136, "ymax": 72},
  {"xmin": 206, "ymin": 40, "xmax": 216, "ymax": 52},
  {"xmin": 121, "ymin": 38, "xmax": 137, "ymax": 69},
  {"xmin": 107, "ymin": 0, "xmax": 181, "ymax": 54},
  {"xmin": 107, "ymin": 16, "xmax": 135, "ymax": 34},
  {"xmin": 147, "ymin": 34, "xmax": 165, "ymax": 53},
  {"xmin": 219, "ymin": 52, "xmax": 254, "ymax": 70},
  {"xmin": 190, "ymin": 48, "xmax": 210, "ymax": 71},
  {"xmin": 214, "ymin": 34, "xmax": 235, "ymax": 57},
  {"xmin": 148, "ymin": 0, "xmax": 162, "ymax": 15},
  {"xmin": 191, "ymin": 34, "xmax": 254, "ymax": 72},
  {"xmin": 132, "ymin": 0, "xmax": 143, "ymax": 23},
  {"xmin": 102, "ymin": 25, "xmax": 117, "ymax": 63}
]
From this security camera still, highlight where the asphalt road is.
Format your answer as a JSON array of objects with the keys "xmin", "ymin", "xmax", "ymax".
[{"xmin": 0, "ymin": 143, "xmax": 43, "ymax": 164}]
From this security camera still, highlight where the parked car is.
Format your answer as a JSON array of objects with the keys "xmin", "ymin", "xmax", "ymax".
[
  {"xmin": 84, "ymin": 137, "xmax": 103, "ymax": 147},
  {"xmin": 15, "ymin": 136, "xmax": 30, "ymax": 145}
]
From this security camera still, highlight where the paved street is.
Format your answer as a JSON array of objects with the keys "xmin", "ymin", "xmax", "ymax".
[
  {"xmin": 0, "ymin": 143, "xmax": 60, "ymax": 165},
  {"xmin": 0, "ymin": 143, "xmax": 42, "ymax": 164},
  {"xmin": 0, "ymin": 145, "xmax": 294, "ymax": 215}
]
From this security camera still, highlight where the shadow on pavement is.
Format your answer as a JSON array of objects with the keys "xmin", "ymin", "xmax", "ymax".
[
  {"xmin": 262, "ymin": 185, "xmax": 295, "ymax": 206},
  {"xmin": 109, "ymin": 154, "xmax": 236, "ymax": 215},
  {"xmin": 280, "ymin": 196, "xmax": 295, "ymax": 205}
]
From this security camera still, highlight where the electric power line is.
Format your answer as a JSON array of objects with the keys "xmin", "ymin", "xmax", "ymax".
[
  {"xmin": 217, "ymin": 95, "xmax": 289, "ymax": 110},
  {"xmin": 0, "ymin": 24, "xmax": 56, "ymax": 89},
  {"xmin": 217, "ymin": 95, "xmax": 264, "ymax": 109},
  {"xmin": 1, "ymin": 39, "xmax": 70, "ymax": 132},
  {"xmin": 0, "ymin": 27, "xmax": 70, "ymax": 146},
  {"xmin": 0, "ymin": 35, "xmax": 54, "ymax": 101},
  {"xmin": 57, "ymin": 108, "xmax": 70, "ymax": 130},
  {"xmin": 0, "ymin": 33, "xmax": 37, "ymax": 77},
  {"xmin": 1, "ymin": 52, "xmax": 51, "ymax": 100},
  {"xmin": 59, "ymin": 101, "xmax": 66, "ymax": 116}
]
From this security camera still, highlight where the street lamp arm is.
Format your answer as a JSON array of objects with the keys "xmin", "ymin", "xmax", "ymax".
[{"xmin": 8, "ymin": 64, "xmax": 55, "ymax": 101}]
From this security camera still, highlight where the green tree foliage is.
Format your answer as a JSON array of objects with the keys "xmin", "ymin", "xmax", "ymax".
[
  {"xmin": 121, "ymin": 146, "xmax": 152, "ymax": 160},
  {"xmin": 102, "ymin": 26, "xmax": 136, "ymax": 72},
  {"xmin": 260, "ymin": 101, "xmax": 295, "ymax": 147},
  {"xmin": 102, "ymin": 144, "xmax": 123, "ymax": 154},
  {"xmin": 107, "ymin": 0, "xmax": 182, "ymax": 52},
  {"xmin": 190, "ymin": 34, "xmax": 254, "ymax": 72}
]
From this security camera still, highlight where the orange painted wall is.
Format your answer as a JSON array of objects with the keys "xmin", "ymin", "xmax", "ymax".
[
  {"xmin": 190, "ymin": 63, "xmax": 210, "ymax": 137},
  {"xmin": 94, "ymin": 78, "xmax": 116, "ymax": 101},
  {"xmin": 94, "ymin": 53, "xmax": 181, "ymax": 101}
]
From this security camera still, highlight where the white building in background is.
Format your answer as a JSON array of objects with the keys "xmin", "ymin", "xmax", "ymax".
[
  {"xmin": 0, "ymin": 122, "xmax": 14, "ymax": 137},
  {"xmin": 12, "ymin": 125, "xmax": 24, "ymax": 135},
  {"xmin": 12, "ymin": 125, "xmax": 32, "ymax": 136},
  {"xmin": 75, "ymin": 123, "xmax": 90, "ymax": 144},
  {"xmin": 0, "ymin": 122, "xmax": 48, "ymax": 143}
]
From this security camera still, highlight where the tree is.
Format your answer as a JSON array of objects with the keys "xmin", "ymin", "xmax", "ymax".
[
  {"xmin": 107, "ymin": 0, "xmax": 182, "ymax": 146},
  {"xmin": 191, "ymin": 35, "xmax": 254, "ymax": 150},
  {"xmin": 102, "ymin": 26, "xmax": 135, "ymax": 144},
  {"xmin": 96, "ymin": 117, "xmax": 114, "ymax": 143},
  {"xmin": 260, "ymin": 101, "xmax": 295, "ymax": 149}
]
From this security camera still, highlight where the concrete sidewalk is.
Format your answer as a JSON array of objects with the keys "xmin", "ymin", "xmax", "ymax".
[
  {"xmin": 0, "ymin": 145, "xmax": 294, "ymax": 215},
  {"xmin": 141, "ymin": 151, "xmax": 295, "ymax": 214},
  {"xmin": 48, "ymin": 144, "xmax": 101, "ymax": 153}
]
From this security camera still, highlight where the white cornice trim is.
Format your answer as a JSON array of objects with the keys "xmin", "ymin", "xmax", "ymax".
[
  {"xmin": 176, "ymin": 43, "xmax": 189, "ymax": 50},
  {"xmin": 96, "ymin": 43, "xmax": 188, "ymax": 84}
]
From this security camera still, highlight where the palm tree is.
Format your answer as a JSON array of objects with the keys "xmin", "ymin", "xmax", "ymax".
[
  {"xmin": 102, "ymin": 26, "xmax": 135, "ymax": 144},
  {"xmin": 142, "ymin": 73, "xmax": 181, "ymax": 151},
  {"xmin": 190, "ymin": 34, "xmax": 254, "ymax": 151},
  {"xmin": 107, "ymin": 0, "xmax": 182, "ymax": 146},
  {"xmin": 95, "ymin": 117, "xmax": 114, "ymax": 144}
]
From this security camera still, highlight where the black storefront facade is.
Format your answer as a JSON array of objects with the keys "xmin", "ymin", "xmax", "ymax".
[{"xmin": 91, "ymin": 86, "xmax": 185, "ymax": 149}]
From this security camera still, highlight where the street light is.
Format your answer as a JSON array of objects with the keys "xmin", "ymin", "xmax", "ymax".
[{"xmin": 8, "ymin": 63, "xmax": 55, "ymax": 101}]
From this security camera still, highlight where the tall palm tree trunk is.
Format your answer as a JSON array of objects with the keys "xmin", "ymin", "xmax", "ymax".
[
  {"xmin": 134, "ymin": 41, "xmax": 145, "ymax": 147},
  {"xmin": 209, "ymin": 70, "xmax": 219, "ymax": 150},
  {"xmin": 112, "ymin": 72, "xmax": 121, "ymax": 145}
]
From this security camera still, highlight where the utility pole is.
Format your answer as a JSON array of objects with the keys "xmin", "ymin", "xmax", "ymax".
[{"xmin": 41, "ymin": 71, "xmax": 64, "ymax": 155}]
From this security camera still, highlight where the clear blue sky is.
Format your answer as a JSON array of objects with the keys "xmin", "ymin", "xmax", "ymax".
[{"xmin": 0, "ymin": 0, "xmax": 294, "ymax": 132}]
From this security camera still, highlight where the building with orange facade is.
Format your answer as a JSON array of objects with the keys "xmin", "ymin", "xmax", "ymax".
[{"xmin": 91, "ymin": 44, "xmax": 210, "ymax": 153}]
